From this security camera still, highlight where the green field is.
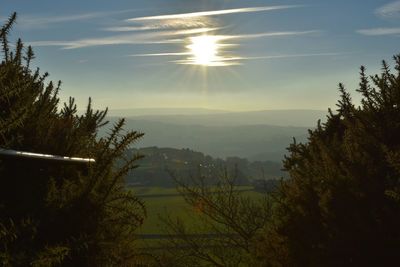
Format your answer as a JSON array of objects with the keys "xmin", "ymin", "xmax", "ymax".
[
  {"xmin": 134, "ymin": 187, "xmax": 196, "ymax": 234},
  {"xmin": 131, "ymin": 186, "xmax": 256, "ymax": 235}
]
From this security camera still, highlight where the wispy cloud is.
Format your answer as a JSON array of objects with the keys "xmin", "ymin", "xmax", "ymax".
[
  {"xmin": 359, "ymin": 2, "xmax": 400, "ymax": 36},
  {"xmin": 241, "ymin": 52, "xmax": 349, "ymax": 60},
  {"xmin": 133, "ymin": 52, "xmax": 345, "ymax": 59},
  {"xmin": 25, "ymin": 4, "xmax": 323, "ymax": 68},
  {"xmin": 172, "ymin": 27, "xmax": 220, "ymax": 35},
  {"xmin": 171, "ymin": 30, "xmax": 319, "ymax": 42},
  {"xmin": 129, "ymin": 52, "xmax": 191, "ymax": 57},
  {"xmin": 357, "ymin": 27, "xmax": 400, "ymax": 36},
  {"xmin": 16, "ymin": 9, "xmax": 138, "ymax": 29},
  {"xmin": 222, "ymin": 30, "xmax": 321, "ymax": 40},
  {"xmin": 172, "ymin": 52, "xmax": 345, "ymax": 66},
  {"xmin": 31, "ymin": 28, "xmax": 317, "ymax": 50},
  {"xmin": 29, "ymin": 28, "xmax": 221, "ymax": 49},
  {"xmin": 105, "ymin": 25, "xmax": 220, "ymax": 35},
  {"xmin": 29, "ymin": 33, "xmax": 182, "ymax": 49},
  {"xmin": 124, "ymin": 30, "xmax": 321, "ymax": 67},
  {"xmin": 118, "ymin": 6, "xmax": 301, "ymax": 35},
  {"xmin": 174, "ymin": 57, "xmax": 243, "ymax": 67},
  {"xmin": 106, "ymin": 17, "xmax": 217, "ymax": 32},
  {"xmin": 104, "ymin": 25, "xmax": 163, "ymax": 32},
  {"xmin": 375, "ymin": 1, "xmax": 400, "ymax": 19},
  {"xmin": 127, "ymin": 5, "xmax": 301, "ymax": 21}
]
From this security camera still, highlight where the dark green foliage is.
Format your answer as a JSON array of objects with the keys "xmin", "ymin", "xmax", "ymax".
[
  {"xmin": 262, "ymin": 56, "xmax": 400, "ymax": 266},
  {"xmin": 0, "ymin": 13, "xmax": 145, "ymax": 266}
]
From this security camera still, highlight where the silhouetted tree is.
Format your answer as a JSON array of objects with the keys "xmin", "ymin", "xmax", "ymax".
[
  {"xmin": 157, "ymin": 170, "xmax": 271, "ymax": 266},
  {"xmin": 261, "ymin": 55, "xmax": 400, "ymax": 266},
  {"xmin": 0, "ymin": 13, "xmax": 145, "ymax": 266}
]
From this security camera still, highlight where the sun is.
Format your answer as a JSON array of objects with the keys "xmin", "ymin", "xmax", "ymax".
[
  {"xmin": 187, "ymin": 35, "xmax": 220, "ymax": 66},
  {"xmin": 181, "ymin": 35, "xmax": 239, "ymax": 66}
]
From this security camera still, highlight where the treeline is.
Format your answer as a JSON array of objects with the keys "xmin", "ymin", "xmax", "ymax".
[{"xmin": 125, "ymin": 147, "xmax": 284, "ymax": 187}]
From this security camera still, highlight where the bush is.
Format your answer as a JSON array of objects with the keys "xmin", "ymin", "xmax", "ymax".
[
  {"xmin": 0, "ymin": 13, "xmax": 145, "ymax": 266},
  {"xmin": 262, "ymin": 55, "xmax": 400, "ymax": 266}
]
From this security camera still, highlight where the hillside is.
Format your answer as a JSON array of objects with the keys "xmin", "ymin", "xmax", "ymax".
[
  {"xmin": 125, "ymin": 147, "xmax": 284, "ymax": 187},
  {"xmin": 106, "ymin": 119, "xmax": 308, "ymax": 162},
  {"xmin": 102, "ymin": 109, "xmax": 323, "ymax": 162}
]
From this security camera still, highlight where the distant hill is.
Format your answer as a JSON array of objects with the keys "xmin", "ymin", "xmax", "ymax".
[
  {"xmin": 125, "ymin": 147, "xmax": 284, "ymax": 187},
  {"xmin": 107, "ymin": 108, "xmax": 228, "ymax": 117},
  {"xmin": 118, "ymin": 109, "xmax": 328, "ymax": 127},
  {"xmin": 101, "ymin": 109, "xmax": 322, "ymax": 162},
  {"xmin": 102, "ymin": 119, "xmax": 309, "ymax": 162}
]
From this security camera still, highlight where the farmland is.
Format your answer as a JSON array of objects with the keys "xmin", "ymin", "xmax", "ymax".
[{"xmin": 131, "ymin": 186, "xmax": 257, "ymax": 235}]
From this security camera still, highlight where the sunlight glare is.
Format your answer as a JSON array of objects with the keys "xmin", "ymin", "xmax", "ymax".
[{"xmin": 187, "ymin": 35, "xmax": 220, "ymax": 66}]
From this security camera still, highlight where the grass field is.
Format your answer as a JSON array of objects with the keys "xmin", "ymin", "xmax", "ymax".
[
  {"xmin": 130, "ymin": 186, "xmax": 256, "ymax": 235},
  {"xmin": 130, "ymin": 186, "xmax": 265, "ymax": 251}
]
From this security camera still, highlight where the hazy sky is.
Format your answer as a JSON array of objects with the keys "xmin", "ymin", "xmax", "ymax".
[{"xmin": 2, "ymin": 0, "xmax": 400, "ymax": 111}]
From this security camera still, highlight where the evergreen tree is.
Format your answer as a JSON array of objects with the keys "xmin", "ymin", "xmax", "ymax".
[
  {"xmin": 261, "ymin": 55, "xmax": 400, "ymax": 266},
  {"xmin": 0, "ymin": 13, "xmax": 145, "ymax": 266}
]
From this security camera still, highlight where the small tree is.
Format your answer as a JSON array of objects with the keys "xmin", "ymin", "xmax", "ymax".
[
  {"xmin": 0, "ymin": 13, "xmax": 145, "ymax": 266},
  {"xmin": 158, "ymin": 169, "xmax": 271, "ymax": 267},
  {"xmin": 262, "ymin": 56, "xmax": 400, "ymax": 266}
]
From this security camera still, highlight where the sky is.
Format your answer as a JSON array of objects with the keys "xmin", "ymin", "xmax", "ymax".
[{"xmin": 2, "ymin": 0, "xmax": 400, "ymax": 111}]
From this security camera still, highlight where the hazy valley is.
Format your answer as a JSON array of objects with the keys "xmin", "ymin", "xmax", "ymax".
[{"xmin": 105, "ymin": 108, "xmax": 326, "ymax": 162}]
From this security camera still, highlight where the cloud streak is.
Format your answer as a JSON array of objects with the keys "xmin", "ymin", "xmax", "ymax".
[
  {"xmin": 357, "ymin": 27, "xmax": 400, "ymax": 36},
  {"xmin": 129, "ymin": 52, "xmax": 192, "ymax": 57},
  {"xmin": 30, "ymin": 29, "xmax": 317, "ymax": 50},
  {"xmin": 127, "ymin": 5, "xmax": 301, "ymax": 21},
  {"xmin": 104, "ymin": 25, "xmax": 165, "ymax": 32},
  {"xmin": 24, "ymin": 4, "xmax": 323, "ymax": 68},
  {"xmin": 360, "ymin": 2, "xmax": 400, "ymax": 37},
  {"xmin": 29, "ymin": 33, "xmax": 182, "ymax": 49},
  {"xmin": 172, "ymin": 52, "xmax": 346, "ymax": 66},
  {"xmin": 16, "ymin": 9, "xmax": 139, "ymax": 29},
  {"xmin": 241, "ymin": 52, "xmax": 349, "ymax": 60},
  {"xmin": 222, "ymin": 30, "xmax": 321, "ymax": 40},
  {"xmin": 107, "ymin": 17, "xmax": 217, "ymax": 32}
]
